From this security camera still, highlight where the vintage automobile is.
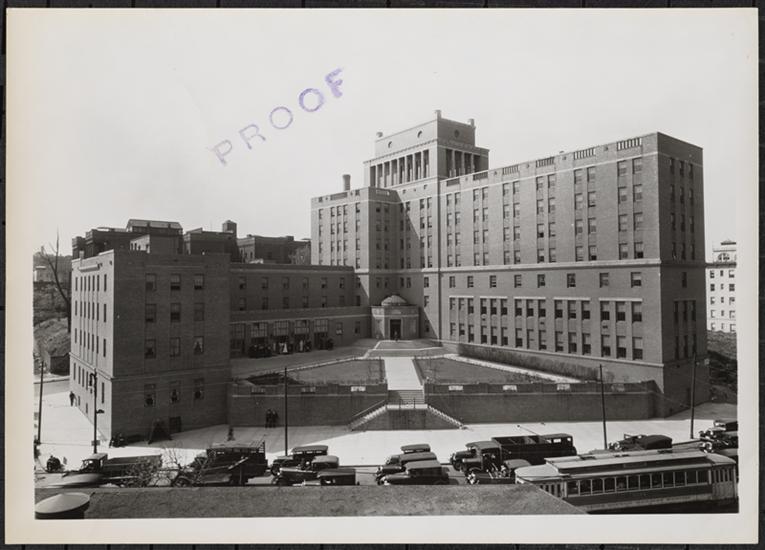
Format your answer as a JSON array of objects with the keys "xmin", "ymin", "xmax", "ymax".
[
  {"xmin": 400, "ymin": 443, "xmax": 431, "ymax": 454},
  {"xmin": 303, "ymin": 468, "xmax": 357, "ymax": 486},
  {"xmin": 53, "ymin": 452, "xmax": 163, "ymax": 488},
  {"xmin": 376, "ymin": 451, "xmax": 438, "ymax": 482},
  {"xmin": 270, "ymin": 444, "xmax": 329, "ymax": 475},
  {"xmin": 466, "ymin": 459, "xmax": 531, "ymax": 485},
  {"xmin": 608, "ymin": 434, "xmax": 673, "ymax": 452},
  {"xmin": 271, "ymin": 455, "xmax": 340, "ymax": 486},
  {"xmin": 701, "ymin": 431, "xmax": 738, "ymax": 452},
  {"xmin": 173, "ymin": 441, "xmax": 268, "ymax": 487},
  {"xmin": 455, "ymin": 441, "xmax": 504, "ymax": 475},
  {"xmin": 382, "ymin": 444, "xmax": 432, "ymax": 467},
  {"xmin": 700, "ymin": 419, "xmax": 739, "ymax": 442},
  {"xmin": 379, "ymin": 459, "xmax": 450, "ymax": 485}
]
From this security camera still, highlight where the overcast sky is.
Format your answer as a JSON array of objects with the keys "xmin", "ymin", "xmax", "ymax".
[{"xmin": 10, "ymin": 9, "xmax": 757, "ymax": 258}]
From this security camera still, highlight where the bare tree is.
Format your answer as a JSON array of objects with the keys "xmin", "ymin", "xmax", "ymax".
[{"xmin": 39, "ymin": 231, "xmax": 72, "ymax": 332}]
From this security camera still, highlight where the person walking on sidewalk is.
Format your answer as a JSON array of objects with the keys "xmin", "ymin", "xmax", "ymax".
[{"xmin": 69, "ymin": 391, "xmax": 75, "ymax": 406}]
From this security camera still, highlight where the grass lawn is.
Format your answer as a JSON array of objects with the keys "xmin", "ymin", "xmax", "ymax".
[
  {"xmin": 415, "ymin": 357, "xmax": 551, "ymax": 384},
  {"xmin": 248, "ymin": 359, "xmax": 384, "ymax": 385}
]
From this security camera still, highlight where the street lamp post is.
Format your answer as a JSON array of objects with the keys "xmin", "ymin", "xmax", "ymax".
[
  {"xmin": 599, "ymin": 364, "xmax": 608, "ymax": 450},
  {"xmin": 689, "ymin": 354, "xmax": 697, "ymax": 439},
  {"xmin": 37, "ymin": 360, "xmax": 45, "ymax": 446},
  {"xmin": 89, "ymin": 371, "xmax": 103, "ymax": 454},
  {"xmin": 283, "ymin": 366, "xmax": 289, "ymax": 456}
]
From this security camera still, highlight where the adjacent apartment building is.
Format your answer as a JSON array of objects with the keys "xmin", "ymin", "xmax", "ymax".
[
  {"xmin": 706, "ymin": 240, "xmax": 737, "ymax": 333},
  {"xmin": 70, "ymin": 221, "xmax": 359, "ymax": 439},
  {"xmin": 312, "ymin": 111, "xmax": 708, "ymax": 413}
]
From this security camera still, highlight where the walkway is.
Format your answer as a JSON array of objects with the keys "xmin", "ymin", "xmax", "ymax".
[{"xmin": 383, "ymin": 357, "xmax": 422, "ymax": 391}]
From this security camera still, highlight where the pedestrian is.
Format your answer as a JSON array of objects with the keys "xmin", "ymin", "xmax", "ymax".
[
  {"xmin": 69, "ymin": 391, "xmax": 75, "ymax": 406},
  {"xmin": 265, "ymin": 409, "xmax": 271, "ymax": 428},
  {"xmin": 227, "ymin": 426, "xmax": 235, "ymax": 441},
  {"xmin": 271, "ymin": 410, "xmax": 279, "ymax": 427}
]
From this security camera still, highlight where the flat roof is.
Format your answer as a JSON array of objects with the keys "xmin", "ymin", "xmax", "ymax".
[{"xmin": 35, "ymin": 485, "xmax": 584, "ymax": 517}]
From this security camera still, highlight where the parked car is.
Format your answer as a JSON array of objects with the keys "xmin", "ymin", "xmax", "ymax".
[
  {"xmin": 467, "ymin": 459, "xmax": 531, "ymax": 485},
  {"xmin": 304, "ymin": 468, "xmax": 357, "ymax": 486},
  {"xmin": 174, "ymin": 441, "xmax": 268, "ymax": 486},
  {"xmin": 700, "ymin": 419, "xmax": 739, "ymax": 441},
  {"xmin": 272, "ymin": 455, "xmax": 340, "ymax": 486},
  {"xmin": 379, "ymin": 459, "xmax": 450, "ymax": 485},
  {"xmin": 701, "ymin": 431, "xmax": 738, "ymax": 452},
  {"xmin": 608, "ymin": 434, "xmax": 673, "ymax": 452},
  {"xmin": 376, "ymin": 451, "xmax": 438, "ymax": 482},
  {"xmin": 451, "ymin": 440, "xmax": 503, "ymax": 474},
  {"xmin": 55, "ymin": 452, "xmax": 162, "ymax": 487},
  {"xmin": 400, "ymin": 443, "xmax": 431, "ymax": 454},
  {"xmin": 270, "ymin": 444, "xmax": 329, "ymax": 475}
]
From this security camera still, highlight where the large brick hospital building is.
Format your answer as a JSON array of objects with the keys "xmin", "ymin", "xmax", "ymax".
[{"xmin": 69, "ymin": 112, "xmax": 708, "ymax": 438}]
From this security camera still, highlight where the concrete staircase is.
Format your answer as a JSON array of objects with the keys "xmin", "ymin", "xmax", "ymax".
[
  {"xmin": 388, "ymin": 389, "xmax": 425, "ymax": 407},
  {"xmin": 347, "ymin": 345, "xmax": 466, "ymax": 431}
]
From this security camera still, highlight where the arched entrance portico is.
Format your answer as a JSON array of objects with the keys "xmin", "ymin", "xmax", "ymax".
[{"xmin": 371, "ymin": 295, "xmax": 419, "ymax": 340}]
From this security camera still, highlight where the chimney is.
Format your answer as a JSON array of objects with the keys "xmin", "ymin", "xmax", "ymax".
[
  {"xmin": 468, "ymin": 118, "xmax": 475, "ymax": 127},
  {"xmin": 342, "ymin": 174, "xmax": 351, "ymax": 191},
  {"xmin": 376, "ymin": 131, "xmax": 383, "ymax": 138},
  {"xmin": 435, "ymin": 109, "xmax": 442, "ymax": 119}
]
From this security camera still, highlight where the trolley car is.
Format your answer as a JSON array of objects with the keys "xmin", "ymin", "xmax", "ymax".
[{"xmin": 514, "ymin": 449, "xmax": 737, "ymax": 513}]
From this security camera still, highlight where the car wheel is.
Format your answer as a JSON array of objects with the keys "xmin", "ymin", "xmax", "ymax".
[
  {"xmin": 173, "ymin": 476, "xmax": 192, "ymax": 487},
  {"xmin": 270, "ymin": 465, "xmax": 281, "ymax": 476}
]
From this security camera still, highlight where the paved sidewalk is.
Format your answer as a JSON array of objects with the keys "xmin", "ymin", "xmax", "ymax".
[{"xmin": 382, "ymin": 357, "xmax": 422, "ymax": 390}]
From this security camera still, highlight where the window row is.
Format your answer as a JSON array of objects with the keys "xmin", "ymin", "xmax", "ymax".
[
  {"xmin": 145, "ymin": 273, "xmax": 205, "ymax": 291},
  {"xmin": 74, "ymin": 329, "xmax": 107, "ymax": 358},
  {"xmin": 143, "ymin": 378, "xmax": 205, "ymax": 407},
  {"xmin": 144, "ymin": 337, "xmax": 205, "ymax": 358},
  {"xmin": 446, "ymin": 271, "xmax": 645, "ymax": 290},
  {"xmin": 74, "ymin": 273, "xmax": 108, "ymax": 294}
]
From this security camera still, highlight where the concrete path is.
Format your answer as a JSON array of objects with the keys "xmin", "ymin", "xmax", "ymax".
[{"xmin": 382, "ymin": 357, "xmax": 423, "ymax": 391}]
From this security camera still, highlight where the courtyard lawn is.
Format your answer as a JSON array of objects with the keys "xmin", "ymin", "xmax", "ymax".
[
  {"xmin": 248, "ymin": 359, "xmax": 384, "ymax": 386},
  {"xmin": 415, "ymin": 357, "xmax": 551, "ymax": 384}
]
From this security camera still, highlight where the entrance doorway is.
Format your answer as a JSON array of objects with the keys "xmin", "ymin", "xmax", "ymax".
[{"xmin": 389, "ymin": 319, "xmax": 402, "ymax": 340}]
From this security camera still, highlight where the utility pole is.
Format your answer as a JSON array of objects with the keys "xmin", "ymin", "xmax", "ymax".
[
  {"xmin": 90, "ymin": 371, "xmax": 99, "ymax": 454},
  {"xmin": 689, "ymin": 354, "xmax": 697, "ymax": 439},
  {"xmin": 37, "ymin": 360, "xmax": 44, "ymax": 445},
  {"xmin": 284, "ymin": 366, "xmax": 288, "ymax": 456},
  {"xmin": 599, "ymin": 365, "xmax": 608, "ymax": 449}
]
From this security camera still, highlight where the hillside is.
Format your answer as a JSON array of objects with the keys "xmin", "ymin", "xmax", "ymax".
[{"xmin": 706, "ymin": 331, "xmax": 737, "ymax": 404}]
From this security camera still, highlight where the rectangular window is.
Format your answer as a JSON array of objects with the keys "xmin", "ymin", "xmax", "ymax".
[
  {"xmin": 514, "ymin": 274, "xmax": 522, "ymax": 288},
  {"xmin": 631, "ymin": 272, "xmax": 642, "ymax": 288},
  {"xmin": 634, "ymin": 242, "xmax": 644, "ymax": 259},
  {"xmin": 145, "ymin": 274, "xmax": 156, "ymax": 291},
  {"xmin": 632, "ymin": 302, "xmax": 643, "ymax": 323},
  {"xmin": 617, "ymin": 336, "xmax": 627, "ymax": 358},
  {"xmin": 619, "ymin": 243, "xmax": 629, "ymax": 259},
  {"xmin": 170, "ymin": 303, "xmax": 181, "ymax": 322},
  {"xmin": 169, "ymin": 273, "xmax": 181, "ymax": 291},
  {"xmin": 537, "ymin": 274, "xmax": 545, "ymax": 288},
  {"xmin": 193, "ymin": 336, "xmax": 204, "ymax": 355},
  {"xmin": 554, "ymin": 300, "xmax": 563, "ymax": 319},
  {"xmin": 144, "ymin": 384, "xmax": 156, "ymax": 407},
  {"xmin": 467, "ymin": 276, "xmax": 474, "ymax": 288},
  {"xmin": 489, "ymin": 275, "xmax": 497, "ymax": 288},
  {"xmin": 239, "ymin": 298, "xmax": 247, "ymax": 311},
  {"xmin": 194, "ymin": 302, "xmax": 204, "ymax": 322},
  {"xmin": 194, "ymin": 274, "xmax": 204, "ymax": 290},
  {"xmin": 145, "ymin": 303, "xmax": 156, "ymax": 323},
  {"xmin": 601, "ymin": 302, "xmax": 611, "ymax": 321},
  {"xmin": 170, "ymin": 337, "xmax": 181, "ymax": 357},
  {"xmin": 144, "ymin": 338, "xmax": 156, "ymax": 359},
  {"xmin": 616, "ymin": 302, "xmax": 627, "ymax": 322},
  {"xmin": 449, "ymin": 276, "xmax": 456, "ymax": 288},
  {"xmin": 237, "ymin": 276, "xmax": 246, "ymax": 290},
  {"xmin": 567, "ymin": 301, "xmax": 577, "ymax": 320},
  {"xmin": 633, "ymin": 184, "xmax": 643, "ymax": 202},
  {"xmin": 566, "ymin": 273, "xmax": 576, "ymax": 288},
  {"xmin": 632, "ymin": 157, "xmax": 642, "ymax": 173}
]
